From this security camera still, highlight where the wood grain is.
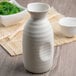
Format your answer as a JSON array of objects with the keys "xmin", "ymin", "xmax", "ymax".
[{"xmin": 0, "ymin": 0, "xmax": 76, "ymax": 76}]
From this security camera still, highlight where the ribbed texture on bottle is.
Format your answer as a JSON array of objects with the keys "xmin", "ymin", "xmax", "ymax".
[
  {"xmin": 23, "ymin": 10, "xmax": 54, "ymax": 73},
  {"xmin": 23, "ymin": 18, "xmax": 53, "ymax": 42}
]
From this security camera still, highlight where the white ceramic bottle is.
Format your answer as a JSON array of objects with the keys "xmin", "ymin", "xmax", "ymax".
[{"xmin": 23, "ymin": 2, "xmax": 54, "ymax": 73}]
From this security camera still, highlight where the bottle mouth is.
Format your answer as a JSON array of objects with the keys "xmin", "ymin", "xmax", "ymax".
[{"xmin": 27, "ymin": 2, "xmax": 50, "ymax": 13}]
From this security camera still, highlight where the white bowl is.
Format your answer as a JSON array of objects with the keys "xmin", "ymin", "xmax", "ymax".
[
  {"xmin": 0, "ymin": 0, "xmax": 27, "ymax": 27},
  {"xmin": 59, "ymin": 17, "xmax": 76, "ymax": 37}
]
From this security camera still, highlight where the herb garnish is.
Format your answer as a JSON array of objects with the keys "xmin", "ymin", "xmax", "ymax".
[{"xmin": 0, "ymin": 1, "xmax": 22, "ymax": 15}]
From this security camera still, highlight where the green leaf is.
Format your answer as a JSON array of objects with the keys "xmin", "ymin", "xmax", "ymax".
[
  {"xmin": 0, "ymin": 0, "xmax": 8, "ymax": 2},
  {"xmin": 0, "ymin": 1, "xmax": 21, "ymax": 15}
]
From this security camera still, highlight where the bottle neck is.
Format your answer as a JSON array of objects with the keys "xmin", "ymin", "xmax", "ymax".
[{"xmin": 29, "ymin": 12, "xmax": 47, "ymax": 19}]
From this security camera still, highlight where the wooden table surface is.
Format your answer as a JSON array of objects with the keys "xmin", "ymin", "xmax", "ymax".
[{"xmin": 0, "ymin": 0, "xmax": 76, "ymax": 76}]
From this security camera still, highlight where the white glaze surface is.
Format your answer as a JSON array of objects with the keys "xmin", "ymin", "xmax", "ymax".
[
  {"xmin": 23, "ymin": 3, "xmax": 54, "ymax": 73},
  {"xmin": 59, "ymin": 17, "xmax": 76, "ymax": 27},
  {"xmin": 0, "ymin": 0, "xmax": 27, "ymax": 26},
  {"xmin": 59, "ymin": 17, "xmax": 76, "ymax": 37}
]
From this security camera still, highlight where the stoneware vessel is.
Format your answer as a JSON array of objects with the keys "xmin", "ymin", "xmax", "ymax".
[
  {"xmin": 59, "ymin": 17, "xmax": 76, "ymax": 37},
  {"xmin": 23, "ymin": 2, "xmax": 54, "ymax": 73},
  {"xmin": 0, "ymin": 0, "xmax": 26, "ymax": 26}
]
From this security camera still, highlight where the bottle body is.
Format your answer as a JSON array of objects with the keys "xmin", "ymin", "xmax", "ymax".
[{"xmin": 22, "ymin": 3, "xmax": 54, "ymax": 73}]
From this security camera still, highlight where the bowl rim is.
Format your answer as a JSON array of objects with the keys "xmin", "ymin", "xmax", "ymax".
[
  {"xmin": 0, "ymin": 1, "xmax": 27, "ymax": 16},
  {"xmin": 0, "ymin": 9, "xmax": 27, "ymax": 17},
  {"xmin": 59, "ymin": 17, "xmax": 76, "ymax": 27}
]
